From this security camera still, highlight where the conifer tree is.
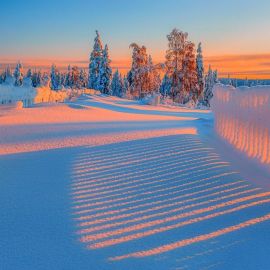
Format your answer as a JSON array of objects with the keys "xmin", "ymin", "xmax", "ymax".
[
  {"xmin": 99, "ymin": 44, "xmax": 112, "ymax": 94},
  {"xmin": 111, "ymin": 70, "xmax": 123, "ymax": 97},
  {"xmin": 196, "ymin": 42, "xmax": 204, "ymax": 100},
  {"xmin": 203, "ymin": 65, "xmax": 214, "ymax": 107},
  {"xmin": 50, "ymin": 64, "xmax": 59, "ymax": 90},
  {"xmin": 14, "ymin": 62, "xmax": 23, "ymax": 86},
  {"xmin": 65, "ymin": 65, "xmax": 73, "ymax": 88},
  {"xmin": 122, "ymin": 75, "xmax": 129, "ymax": 97},
  {"xmin": 26, "ymin": 68, "xmax": 32, "ymax": 78},
  {"xmin": 88, "ymin": 30, "xmax": 103, "ymax": 90}
]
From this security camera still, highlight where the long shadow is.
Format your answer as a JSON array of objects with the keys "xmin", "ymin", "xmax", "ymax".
[{"xmin": 70, "ymin": 134, "xmax": 270, "ymax": 269}]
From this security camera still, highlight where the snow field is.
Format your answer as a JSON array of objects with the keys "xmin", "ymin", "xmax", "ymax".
[{"xmin": 1, "ymin": 94, "xmax": 270, "ymax": 270}]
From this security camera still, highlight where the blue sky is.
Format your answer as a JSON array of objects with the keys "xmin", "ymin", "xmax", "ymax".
[{"xmin": 1, "ymin": 0, "xmax": 270, "ymax": 77}]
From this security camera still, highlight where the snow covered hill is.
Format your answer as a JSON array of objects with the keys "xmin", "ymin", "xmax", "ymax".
[{"xmin": 1, "ymin": 94, "xmax": 270, "ymax": 270}]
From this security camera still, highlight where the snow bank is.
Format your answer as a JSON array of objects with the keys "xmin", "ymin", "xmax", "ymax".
[
  {"xmin": 0, "ymin": 83, "xmax": 36, "ymax": 107},
  {"xmin": 0, "ymin": 84, "xmax": 70, "ymax": 107},
  {"xmin": 211, "ymin": 84, "xmax": 270, "ymax": 167}
]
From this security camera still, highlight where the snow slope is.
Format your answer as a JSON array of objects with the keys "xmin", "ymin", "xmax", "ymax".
[{"xmin": 1, "ymin": 94, "xmax": 270, "ymax": 270}]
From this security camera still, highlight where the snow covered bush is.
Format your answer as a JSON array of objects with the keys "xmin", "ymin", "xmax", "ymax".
[{"xmin": 211, "ymin": 84, "xmax": 270, "ymax": 166}]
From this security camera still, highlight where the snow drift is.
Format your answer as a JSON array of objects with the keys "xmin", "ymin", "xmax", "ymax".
[
  {"xmin": 211, "ymin": 84, "xmax": 270, "ymax": 167},
  {"xmin": 0, "ymin": 83, "xmax": 69, "ymax": 107}
]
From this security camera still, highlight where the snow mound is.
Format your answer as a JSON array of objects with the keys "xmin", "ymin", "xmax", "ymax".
[
  {"xmin": 211, "ymin": 84, "xmax": 270, "ymax": 168},
  {"xmin": 0, "ymin": 84, "xmax": 69, "ymax": 107}
]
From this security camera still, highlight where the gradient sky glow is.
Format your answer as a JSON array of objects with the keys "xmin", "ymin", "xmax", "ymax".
[{"xmin": 1, "ymin": 0, "xmax": 270, "ymax": 78}]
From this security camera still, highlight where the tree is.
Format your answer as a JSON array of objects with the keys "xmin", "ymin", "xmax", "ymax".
[
  {"xmin": 127, "ymin": 45, "xmax": 162, "ymax": 98},
  {"xmin": 50, "ymin": 64, "xmax": 60, "ymax": 90},
  {"xmin": 71, "ymin": 66, "xmax": 80, "ymax": 89},
  {"xmin": 88, "ymin": 30, "xmax": 103, "ymax": 90},
  {"xmin": 181, "ymin": 42, "xmax": 198, "ymax": 103},
  {"xmin": 196, "ymin": 42, "xmax": 204, "ymax": 100},
  {"xmin": 147, "ymin": 55, "xmax": 161, "ymax": 94},
  {"xmin": 26, "ymin": 68, "xmax": 32, "ymax": 78},
  {"xmin": 160, "ymin": 74, "xmax": 172, "ymax": 97},
  {"xmin": 128, "ymin": 43, "xmax": 147, "ymax": 98},
  {"xmin": 165, "ymin": 29, "xmax": 199, "ymax": 104},
  {"xmin": 111, "ymin": 70, "xmax": 123, "ymax": 97},
  {"xmin": 79, "ymin": 69, "xmax": 87, "ymax": 88},
  {"xmin": 14, "ymin": 62, "xmax": 23, "ymax": 86},
  {"xmin": 31, "ymin": 70, "xmax": 42, "ymax": 87},
  {"xmin": 65, "ymin": 65, "xmax": 73, "ymax": 88},
  {"xmin": 99, "ymin": 44, "xmax": 112, "ymax": 94},
  {"xmin": 122, "ymin": 75, "xmax": 129, "ymax": 97},
  {"xmin": 165, "ymin": 29, "xmax": 188, "ymax": 101},
  {"xmin": 202, "ymin": 65, "xmax": 214, "ymax": 107},
  {"xmin": 213, "ymin": 70, "xmax": 218, "ymax": 83}
]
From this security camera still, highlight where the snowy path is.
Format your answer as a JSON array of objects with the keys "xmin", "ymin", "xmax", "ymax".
[{"xmin": 1, "ymin": 95, "xmax": 270, "ymax": 270}]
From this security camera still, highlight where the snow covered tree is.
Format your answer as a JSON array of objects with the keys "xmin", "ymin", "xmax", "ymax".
[
  {"xmin": 165, "ymin": 29, "xmax": 188, "ymax": 102},
  {"xmin": 99, "ymin": 44, "xmax": 112, "ymax": 94},
  {"xmin": 1, "ymin": 65, "xmax": 13, "ymax": 84},
  {"xmin": 111, "ymin": 70, "xmax": 123, "ymax": 97},
  {"xmin": 13, "ymin": 62, "xmax": 23, "ymax": 86},
  {"xmin": 71, "ymin": 66, "xmax": 80, "ymax": 89},
  {"xmin": 159, "ymin": 74, "xmax": 172, "ymax": 97},
  {"xmin": 31, "ymin": 70, "xmax": 42, "ymax": 87},
  {"xmin": 127, "ymin": 43, "xmax": 148, "ymax": 98},
  {"xmin": 213, "ymin": 70, "xmax": 218, "ymax": 83},
  {"xmin": 202, "ymin": 65, "xmax": 215, "ymax": 107},
  {"xmin": 146, "ymin": 55, "xmax": 161, "ymax": 94},
  {"xmin": 0, "ymin": 72, "xmax": 3, "ymax": 84},
  {"xmin": 127, "ymin": 43, "xmax": 161, "ymax": 98},
  {"xmin": 23, "ymin": 68, "xmax": 32, "ymax": 87},
  {"xmin": 122, "ymin": 75, "xmax": 129, "ymax": 97},
  {"xmin": 50, "ymin": 64, "xmax": 60, "ymax": 90},
  {"xmin": 164, "ymin": 29, "xmax": 200, "ymax": 104},
  {"xmin": 181, "ymin": 41, "xmax": 198, "ymax": 103},
  {"xmin": 79, "ymin": 69, "xmax": 87, "ymax": 88},
  {"xmin": 196, "ymin": 42, "xmax": 204, "ymax": 100},
  {"xmin": 26, "ymin": 68, "xmax": 32, "ymax": 78},
  {"xmin": 88, "ymin": 30, "xmax": 103, "ymax": 90},
  {"xmin": 41, "ymin": 72, "xmax": 50, "ymax": 87},
  {"xmin": 65, "ymin": 65, "xmax": 73, "ymax": 88}
]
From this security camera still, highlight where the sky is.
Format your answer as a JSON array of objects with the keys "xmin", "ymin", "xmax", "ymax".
[{"xmin": 1, "ymin": 0, "xmax": 270, "ymax": 78}]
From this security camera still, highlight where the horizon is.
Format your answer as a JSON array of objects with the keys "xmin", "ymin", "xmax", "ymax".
[{"xmin": 1, "ymin": 0, "xmax": 270, "ymax": 79}]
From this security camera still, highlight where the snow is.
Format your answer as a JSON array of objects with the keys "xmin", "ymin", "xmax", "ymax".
[
  {"xmin": 211, "ymin": 84, "xmax": 270, "ymax": 177},
  {"xmin": 0, "ymin": 83, "xmax": 69, "ymax": 107},
  {"xmin": 1, "ymin": 94, "xmax": 270, "ymax": 270}
]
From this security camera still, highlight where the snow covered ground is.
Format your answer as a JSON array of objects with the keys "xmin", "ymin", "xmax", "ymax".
[{"xmin": 1, "ymin": 94, "xmax": 270, "ymax": 270}]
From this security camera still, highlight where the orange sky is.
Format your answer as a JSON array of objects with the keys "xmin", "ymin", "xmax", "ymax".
[{"xmin": 1, "ymin": 53, "xmax": 270, "ymax": 79}]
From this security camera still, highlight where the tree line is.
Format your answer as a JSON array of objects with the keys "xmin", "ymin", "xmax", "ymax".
[{"xmin": 0, "ymin": 28, "xmax": 218, "ymax": 107}]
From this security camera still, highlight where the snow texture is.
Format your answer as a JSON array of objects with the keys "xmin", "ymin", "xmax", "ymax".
[
  {"xmin": 212, "ymin": 84, "xmax": 270, "ymax": 172},
  {"xmin": 1, "ymin": 94, "xmax": 270, "ymax": 270}
]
